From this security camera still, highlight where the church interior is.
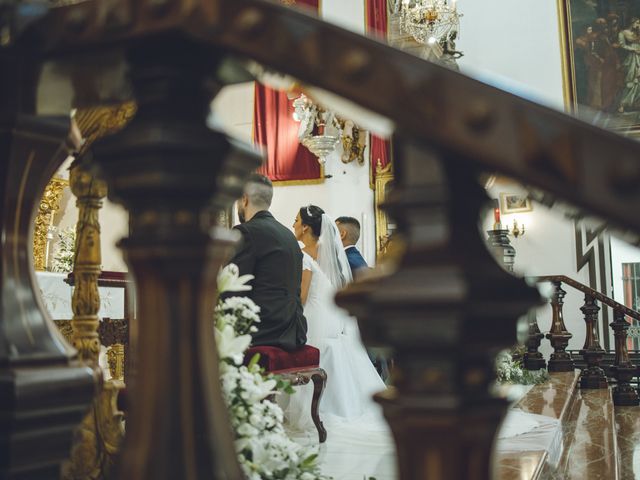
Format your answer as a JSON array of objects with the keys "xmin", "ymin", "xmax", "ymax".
[{"xmin": 4, "ymin": 0, "xmax": 640, "ymax": 479}]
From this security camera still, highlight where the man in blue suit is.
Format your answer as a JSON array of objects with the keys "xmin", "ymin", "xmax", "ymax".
[
  {"xmin": 336, "ymin": 216, "xmax": 391, "ymax": 383},
  {"xmin": 335, "ymin": 216, "xmax": 368, "ymax": 276}
]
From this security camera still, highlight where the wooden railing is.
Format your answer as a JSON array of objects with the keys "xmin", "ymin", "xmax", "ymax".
[
  {"xmin": 3, "ymin": 1, "xmax": 640, "ymax": 479},
  {"xmin": 529, "ymin": 275, "xmax": 640, "ymax": 407}
]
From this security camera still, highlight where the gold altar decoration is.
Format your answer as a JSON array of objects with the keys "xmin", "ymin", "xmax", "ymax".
[
  {"xmin": 106, "ymin": 344, "xmax": 125, "ymax": 381},
  {"xmin": 339, "ymin": 120, "xmax": 367, "ymax": 165},
  {"xmin": 374, "ymin": 160, "xmax": 395, "ymax": 260},
  {"xmin": 53, "ymin": 319, "xmax": 126, "ymax": 382},
  {"xmin": 33, "ymin": 177, "xmax": 68, "ymax": 270}
]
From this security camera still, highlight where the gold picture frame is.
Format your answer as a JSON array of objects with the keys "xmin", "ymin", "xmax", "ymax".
[
  {"xmin": 558, "ymin": 1, "xmax": 640, "ymax": 135},
  {"xmin": 374, "ymin": 160, "xmax": 395, "ymax": 260}
]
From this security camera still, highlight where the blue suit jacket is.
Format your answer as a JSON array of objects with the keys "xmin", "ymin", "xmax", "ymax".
[{"xmin": 345, "ymin": 246, "xmax": 368, "ymax": 275}]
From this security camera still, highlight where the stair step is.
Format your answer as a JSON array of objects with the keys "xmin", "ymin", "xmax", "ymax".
[
  {"xmin": 495, "ymin": 371, "xmax": 580, "ymax": 480},
  {"xmin": 554, "ymin": 387, "xmax": 619, "ymax": 480},
  {"xmin": 615, "ymin": 405, "xmax": 640, "ymax": 479}
]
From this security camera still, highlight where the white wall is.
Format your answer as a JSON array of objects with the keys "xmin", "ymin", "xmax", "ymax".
[
  {"xmin": 457, "ymin": 0, "xmax": 566, "ymax": 110},
  {"xmin": 321, "ymin": 0, "xmax": 365, "ymax": 34},
  {"xmin": 484, "ymin": 179, "xmax": 590, "ymax": 354},
  {"xmin": 209, "ymin": 0, "xmax": 375, "ymax": 264},
  {"xmin": 211, "ymin": 81, "xmax": 376, "ymax": 264},
  {"xmin": 269, "ymin": 154, "xmax": 375, "ymax": 264}
]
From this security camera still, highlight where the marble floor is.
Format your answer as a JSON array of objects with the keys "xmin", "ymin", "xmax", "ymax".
[
  {"xmin": 287, "ymin": 383, "xmax": 569, "ymax": 480},
  {"xmin": 289, "ymin": 413, "xmax": 398, "ymax": 480},
  {"xmin": 286, "ymin": 372, "xmax": 640, "ymax": 480}
]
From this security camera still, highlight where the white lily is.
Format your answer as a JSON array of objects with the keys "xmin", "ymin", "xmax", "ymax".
[
  {"xmin": 215, "ymin": 325, "xmax": 252, "ymax": 364},
  {"xmin": 218, "ymin": 264, "xmax": 254, "ymax": 294}
]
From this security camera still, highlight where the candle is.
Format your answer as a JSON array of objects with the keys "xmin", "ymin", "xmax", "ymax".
[{"xmin": 493, "ymin": 206, "xmax": 502, "ymax": 230}]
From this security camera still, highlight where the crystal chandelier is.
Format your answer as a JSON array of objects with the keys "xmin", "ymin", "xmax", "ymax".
[
  {"xmin": 293, "ymin": 94, "xmax": 340, "ymax": 164},
  {"xmin": 399, "ymin": 0, "xmax": 461, "ymax": 46}
]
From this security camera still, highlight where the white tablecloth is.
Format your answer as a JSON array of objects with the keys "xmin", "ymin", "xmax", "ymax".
[{"xmin": 35, "ymin": 271, "xmax": 125, "ymax": 319}]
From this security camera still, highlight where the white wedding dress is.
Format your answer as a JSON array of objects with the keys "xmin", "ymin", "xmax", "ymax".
[{"xmin": 282, "ymin": 251, "xmax": 387, "ymax": 432}]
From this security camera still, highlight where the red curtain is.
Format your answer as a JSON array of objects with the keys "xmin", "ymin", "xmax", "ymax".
[
  {"xmin": 366, "ymin": 0, "xmax": 392, "ymax": 186},
  {"xmin": 253, "ymin": 0, "xmax": 322, "ymax": 185}
]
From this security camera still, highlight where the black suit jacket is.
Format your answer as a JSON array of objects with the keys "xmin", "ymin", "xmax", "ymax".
[{"xmin": 228, "ymin": 211, "xmax": 307, "ymax": 351}]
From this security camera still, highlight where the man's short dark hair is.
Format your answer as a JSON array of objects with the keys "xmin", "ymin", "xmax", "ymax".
[
  {"xmin": 245, "ymin": 173, "xmax": 273, "ymax": 209},
  {"xmin": 336, "ymin": 216, "xmax": 361, "ymax": 244}
]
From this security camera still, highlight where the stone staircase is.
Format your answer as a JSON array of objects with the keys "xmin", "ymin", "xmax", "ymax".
[{"xmin": 494, "ymin": 371, "xmax": 639, "ymax": 479}]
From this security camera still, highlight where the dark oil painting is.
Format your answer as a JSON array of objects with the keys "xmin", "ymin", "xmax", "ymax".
[{"xmin": 567, "ymin": 0, "xmax": 640, "ymax": 132}]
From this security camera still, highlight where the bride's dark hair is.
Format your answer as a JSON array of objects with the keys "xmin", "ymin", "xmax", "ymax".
[{"xmin": 299, "ymin": 205, "xmax": 325, "ymax": 237}]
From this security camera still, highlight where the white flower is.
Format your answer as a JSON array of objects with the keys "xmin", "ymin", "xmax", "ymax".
[
  {"xmin": 213, "ymin": 264, "xmax": 330, "ymax": 480},
  {"xmin": 218, "ymin": 264, "xmax": 254, "ymax": 293},
  {"xmin": 215, "ymin": 325, "xmax": 252, "ymax": 364}
]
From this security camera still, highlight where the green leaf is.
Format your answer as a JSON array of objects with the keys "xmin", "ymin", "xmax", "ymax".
[{"xmin": 247, "ymin": 352, "xmax": 261, "ymax": 369}]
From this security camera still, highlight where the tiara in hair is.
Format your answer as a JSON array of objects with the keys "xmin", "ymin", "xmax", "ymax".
[{"xmin": 306, "ymin": 205, "xmax": 313, "ymax": 217}]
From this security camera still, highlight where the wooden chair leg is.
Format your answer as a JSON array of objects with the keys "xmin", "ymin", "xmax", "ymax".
[{"xmin": 310, "ymin": 368, "xmax": 327, "ymax": 443}]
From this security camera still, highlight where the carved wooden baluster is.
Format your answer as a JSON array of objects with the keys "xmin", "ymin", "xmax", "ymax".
[
  {"xmin": 61, "ymin": 159, "xmax": 125, "ymax": 480},
  {"xmin": 523, "ymin": 311, "xmax": 546, "ymax": 370},
  {"xmin": 0, "ymin": 47, "xmax": 95, "ymax": 477},
  {"xmin": 546, "ymin": 281, "xmax": 574, "ymax": 372},
  {"xmin": 579, "ymin": 293, "xmax": 608, "ymax": 388},
  {"xmin": 610, "ymin": 309, "xmax": 639, "ymax": 405},
  {"xmin": 90, "ymin": 37, "xmax": 259, "ymax": 479},
  {"xmin": 338, "ymin": 140, "xmax": 540, "ymax": 480},
  {"xmin": 69, "ymin": 161, "xmax": 107, "ymax": 367}
]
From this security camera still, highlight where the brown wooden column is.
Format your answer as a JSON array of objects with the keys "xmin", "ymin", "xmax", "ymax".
[
  {"xmin": 546, "ymin": 281, "xmax": 574, "ymax": 372},
  {"xmin": 523, "ymin": 312, "xmax": 546, "ymax": 370},
  {"xmin": 610, "ymin": 309, "xmax": 639, "ymax": 405},
  {"xmin": 90, "ymin": 37, "xmax": 260, "ymax": 479},
  {"xmin": 579, "ymin": 294, "xmax": 608, "ymax": 389},
  {"xmin": 338, "ymin": 139, "xmax": 541, "ymax": 480},
  {"xmin": 0, "ymin": 45, "xmax": 95, "ymax": 478}
]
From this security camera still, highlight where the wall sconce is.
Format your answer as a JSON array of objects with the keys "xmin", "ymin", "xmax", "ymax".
[{"xmin": 510, "ymin": 219, "xmax": 525, "ymax": 238}]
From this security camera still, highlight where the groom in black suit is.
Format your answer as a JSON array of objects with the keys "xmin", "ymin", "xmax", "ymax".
[{"xmin": 228, "ymin": 174, "xmax": 307, "ymax": 351}]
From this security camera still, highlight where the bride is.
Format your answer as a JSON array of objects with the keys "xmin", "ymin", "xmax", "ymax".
[{"xmin": 288, "ymin": 204, "xmax": 386, "ymax": 424}]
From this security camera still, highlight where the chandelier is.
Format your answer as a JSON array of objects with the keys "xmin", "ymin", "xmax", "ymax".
[
  {"xmin": 398, "ymin": 0, "xmax": 461, "ymax": 46},
  {"xmin": 292, "ymin": 94, "xmax": 366, "ymax": 165}
]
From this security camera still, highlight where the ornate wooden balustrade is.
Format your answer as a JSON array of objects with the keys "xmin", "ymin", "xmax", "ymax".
[
  {"xmin": 528, "ymin": 275, "xmax": 640, "ymax": 407},
  {"xmin": 3, "ymin": 0, "xmax": 640, "ymax": 479}
]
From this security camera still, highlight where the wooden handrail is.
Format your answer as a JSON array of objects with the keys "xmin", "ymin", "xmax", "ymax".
[
  {"xmin": 21, "ymin": 0, "xmax": 640, "ymax": 235},
  {"xmin": 536, "ymin": 275, "xmax": 640, "ymax": 320}
]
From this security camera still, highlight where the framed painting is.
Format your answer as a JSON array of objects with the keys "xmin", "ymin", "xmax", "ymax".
[
  {"xmin": 559, "ymin": 0, "xmax": 640, "ymax": 134},
  {"xmin": 500, "ymin": 193, "xmax": 533, "ymax": 214}
]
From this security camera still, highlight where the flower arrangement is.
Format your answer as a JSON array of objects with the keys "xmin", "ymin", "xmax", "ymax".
[
  {"xmin": 495, "ymin": 346, "xmax": 549, "ymax": 385},
  {"xmin": 215, "ymin": 264, "xmax": 329, "ymax": 480},
  {"xmin": 50, "ymin": 226, "xmax": 76, "ymax": 273}
]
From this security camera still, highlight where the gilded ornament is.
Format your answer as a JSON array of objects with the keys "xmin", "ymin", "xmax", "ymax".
[
  {"xmin": 74, "ymin": 103, "xmax": 136, "ymax": 155},
  {"xmin": 374, "ymin": 160, "xmax": 395, "ymax": 260},
  {"xmin": 33, "ymin": 177, "xmax": 69, "ymax": 271},
  {"xmin": 106, "ymin": 344, "xmax": 125, "ymax": 381}
]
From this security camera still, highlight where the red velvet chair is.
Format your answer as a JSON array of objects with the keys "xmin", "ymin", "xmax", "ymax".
[{"xmin": 244, "ymin": 345, "xmax": 327, "ymax": 443}]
